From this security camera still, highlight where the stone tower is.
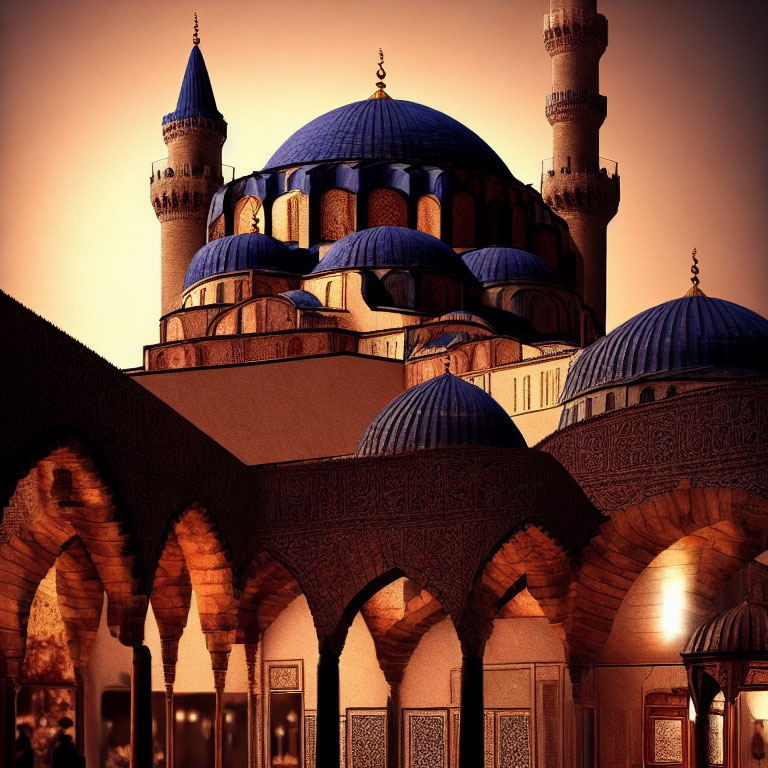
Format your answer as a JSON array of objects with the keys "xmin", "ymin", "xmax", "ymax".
[
  {"xmin": 150, "ymin": 32, "xmax": 226, "ymax": 317},
  {"xmin": 541, "ymin": 0, "xmax": 619, "ymax": 332}
]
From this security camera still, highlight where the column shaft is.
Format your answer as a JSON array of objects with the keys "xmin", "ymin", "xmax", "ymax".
[
  {"xmin": 459, "ymin": 657, "xmax": 484, "ymax": 768},
  {"xmin": 386, "ymin": 684, "xmax": 401, "ymax": 768},
  {"xmin": 130, "ymin": 645, "xmax": 153, "ymax": 768},
  {"xmin": 316, "ymin": 651, "xmax": 340, "ymax": 767}
]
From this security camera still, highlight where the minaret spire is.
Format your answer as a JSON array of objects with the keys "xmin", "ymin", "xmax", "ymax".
[
  {"xmin": 149, "ymin": 25, "xmax": 228, "ymax": 317},
  {"xmin": 540, "ymin": 0, "xmax": 619, "ymax": 333},
  {"xmin": 370, "ymin": 49, "xmax": 391, "ymax": 100}
]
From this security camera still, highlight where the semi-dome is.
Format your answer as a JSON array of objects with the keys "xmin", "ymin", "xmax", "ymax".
[
  {"xmin": 560, "ymin": 290, "xmax": 768, "ymax": 401},
  {"xmin": 311, "ymin": 226, "xmax": 471, "ymax": 279},
  {"xmin": 684, "ymin": 601, "xmax": 768, "ymax": 656},
  {"xmin": 263, "ymin": 98, "xmax": 511, "ymax": 178},
  {"xmin": 437, "ymin": 311, "xmax": 494, "ymax": 330},
  {"xmin": 356, "ymin": 370, "xmax": 526, "ymax": 457},
  {"xmin": 184, "ymin": 234, "xmax": 294, "ymax": 289},
  {"xmin": 461, "ymin": 247, "xmax": 562, "ymax": 285}
]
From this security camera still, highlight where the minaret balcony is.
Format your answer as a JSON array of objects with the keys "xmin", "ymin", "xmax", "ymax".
[
  {"xmin": 150, "ymin": 158, "xmax": 235, "ymax": 186},
  {"xmin": 541, "ymin": 158, "xmax": 620, "ymax": 222},
  {"xmin": 545, "ymin": 90, "xmax": 607, "ymax": 126},
  {"xmin": 543, "ymin": 8, "xmax": 608, "ymax": 57}
]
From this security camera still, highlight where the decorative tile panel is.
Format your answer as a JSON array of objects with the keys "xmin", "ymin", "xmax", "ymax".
[
  {"xmin": 347, "ymin": 709, "xmax": 387, "ymax": 768},
  {"xmin": 653, "ymin": 719, "xmax": 683, "ymax": 763},
  {"xmin": 484, "ymin": 710, "xmax": 494, "ymax": 768},
  {"xmin": 449, "ymin": 710, "xmax": 460, "ymax": 768},
  {"xmin": 404, "ymin": 710, "xmax": 448, "ymax": 768},
  {"xmin": 497, "ymin": 711, "xmax": 531, "ymax": 768},
  {"xmin": 707, "ymin": 714, "xmax": 724, "ymax": 766},
  {"xmin": 269, "ymin": 663, "xmax": 300, "ymax": 690},
  {"xmin": 304, "ymin": 712, "xmax": 316, "ymax": 768},
  {"xmin": 340, "ymin": 716, "xmax": 347, "ymax": 768},
  {"xmin": 536, "ymin": 679, "xmax": 560, "ymax": 768}
]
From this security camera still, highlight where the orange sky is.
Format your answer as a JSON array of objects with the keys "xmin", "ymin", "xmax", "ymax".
[{"xmin": 1, "ymin": 0, "xmax": 766, "ymax": 368}]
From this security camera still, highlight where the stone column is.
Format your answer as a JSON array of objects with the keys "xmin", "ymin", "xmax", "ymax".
[
  {"xmin": 210, "ymin": 650, "xmax": 230, "ymax": 768},
  {"xmin": 316, "ymin": 648, "xmax": 341, "ymax": 767},
  {"xmin": 386, "ymin": 681, "xmax": 401, "ymax": 768},
  {"xmin": 161, "ymin": 638, "xmax": 180, "ymax": 768},
  {"xmin": 130, "ymin": 645, "xmax": 153, "ymax": 768},
  {"xmin": 246, "ymin": 641, "xmax": 264, "ymax": 768},
  {"xmin": 459, "ymin": 656, "xmax": 484, "ymax": 768}
]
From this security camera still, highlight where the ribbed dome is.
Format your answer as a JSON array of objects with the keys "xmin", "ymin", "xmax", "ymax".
[
  {"xmin": 184, "ymin": 234, "xmax": 293, "ymax": 289},
  {"xmin": 263, "ymin": 98, "xmax": 511, "ymax": 178},
  {"xmin": 312, "ymin": 227, "xmax": 471, "ymax": 279},
  {"xmin": 684, "ymin": 602, "xmax": 768, "ymax": 655},
  {"xmin": 356, "ymin": 371, "xmax": 526, "ymax": 457},
  {"xmin": 561, "ymin": 292, "xmax": 768, "ymax": 400},
  {"xmin": 461, "ymin": 247, "xmax": 562, "ymax": 285}
]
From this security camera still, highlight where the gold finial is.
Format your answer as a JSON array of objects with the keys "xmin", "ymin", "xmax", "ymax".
[
  {"xmin": 370, "ymin": 48, "xmax": 391, "ymax": 100},
  {"xmin": 251, "ymin": 210, "xmax": 260, "ymax": 234},
  {"xmin": 685, "ymin": 247, "xmax": 705, "ymax": 296},
  {"xmin": 193, "ymin": 13, "xmax": 200, "ymax": 46}
]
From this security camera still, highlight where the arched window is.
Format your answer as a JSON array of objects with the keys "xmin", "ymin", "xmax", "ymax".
[
  {"xmin": 234, "ymin": 195, "xmax": 263, "ymax": 234},
  {"xmin": 321, "ymin": 189, "xmax": 356, "ymax": 240},
  {"xmin": 368, "ymin": 189, "xmax": 408, "ymax": 228},
  {"xmin": 272, "ymin": 191, "xmax": 309, "ymax": 246},
  {"xmin": 639, "ymin": 386, "xmax": 655, "ymax": 404},
  {"xmin": 452, "ymin": 193, "xmax": 475, "ymax": 247},
  {"xmin": 605, "ymin": 391, "xmax": 616, "ymax": 411},
  {"xmin": 417, "ymin": 195, "xmax": 440, "ymax": 238}
]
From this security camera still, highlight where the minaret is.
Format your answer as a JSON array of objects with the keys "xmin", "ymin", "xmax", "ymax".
[
  {"xmin": 541, "ymin": 0, "xmax": 619, "ymax": 332},
  {"xmin": 150, "ymin": 17, "xmax": 227, "ymax": 317}
]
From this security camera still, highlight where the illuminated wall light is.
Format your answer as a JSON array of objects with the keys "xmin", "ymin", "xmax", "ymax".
[
  {"xmin": 188, "ymin": 710, "xmax": 199, "ymax": 723},
  {"xmin": 747, "ymin": 691, "xmax": 768, "ymax": 720},
  {"xmin": 225, "ymin": 712, "xmax": 234, "ymax": 724},
  {"xmin": 661, "ymin": 578, "xmax": 684, "ymax": 636},
  {"xmin": 175, "ymin": 710, "xmax": 186, "ymax": 722},
  {"xmin": 689, "ymin": 698, "xmax": 697, "ymax": 722}
]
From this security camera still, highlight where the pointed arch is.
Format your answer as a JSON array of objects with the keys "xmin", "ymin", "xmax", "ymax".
[
  {"xmin": 321, "ymin": 188, "xmax": 356, "ymax": 241},
  {"xmin": 234, "ymin": 195, "xmax": 263, "ymax": 235},
  {"xmin": 417, "ymin": 195, "xmax": 440, "ymax": 238},
  {"xmin": 272, "ymin": 191, "xmax": 309, "ymax": 247}
]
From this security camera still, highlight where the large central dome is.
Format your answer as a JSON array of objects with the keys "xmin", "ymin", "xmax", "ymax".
[{"xmin": 263, "ymin": 98, "xmax": 511, "ymax": 178}]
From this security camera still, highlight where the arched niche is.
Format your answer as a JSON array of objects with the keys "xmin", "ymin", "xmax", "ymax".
[
  {"xmin": 321, "ymin": 189, "xmax": 356, "ymax": 241},
  {"xmin": 417, "ymin": 195, "xmax": 440, "ymax": 238},
  {"xmin": 368, "ymin": 189, "xmax": 408, "ymax": 228},
  {"xmin": 234, "ymin": 195, "xmax": 263, "ymax": 235},
  {"xmin": 272, "ymin": 191, "xmax": 309, "ymax": 247}
]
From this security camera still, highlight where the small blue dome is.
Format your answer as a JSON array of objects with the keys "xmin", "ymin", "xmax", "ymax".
[
  {"xmin": 312, "ymin": 226, "xmax": 470, "ymax": 279},
  {"xmin": 356, "ymin": 371, "xmax": 526, "ymax": 457},
  {"xmin": 163, "ymin": 46, "xmax": 224, "ymax": 125},
  {"xmin": 461, "ymin": 247, "xmax": 562, "ymax": 285},
  {"xmin": 280, "ymin": 290, "xmax": 323, "ymax": 308},
  {"xmin": 561, "ymin": 291, "xmax": 768, "ymax": 400},
  {"xmin": 264, "ymin": 99, "xmax": 511, "ymax": 178},
  {"xmin": 184, "ymin": 234, "xmax": 293, "ymax": 289}
]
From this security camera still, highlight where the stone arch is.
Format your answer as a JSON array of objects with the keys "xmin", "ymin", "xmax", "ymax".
[
  {"xmin": 0, "ymin": 433, "xmax": 143, "ymax": 675},
  {"xmin": 462, "ymin": 524, "xmax": 571, "ymax": 655},
  {"xmin": 237, "ymin": 549, "xmax": 305, "ymax": 644},
  {"xmin": 368, "ymin": 188, "xmax": 408, "ymax": 228},
  {"xmin": 382, "ymin": 270, "xmax": 416, "ymax": 308},
  {"xmin": 452, "ymin": 192, "xmax": 476, "ymax": 248},
  {"xmin": 234, "ymin": 195, "xmax": 263, "ymax": 235},
  {"xmin": 566, "ymin": 486, "xmax": 768, "ymax": 666},
  {"xmin": 272, "ymin": 190, "xmax": 309, "ymax": 247},
  {"xmin": 320, "ymin": 188, "xmax": 356, "ymax": 241},
  {"xmin": 416, "ymin": 195, "xmax": 440, "ymax": 238}
]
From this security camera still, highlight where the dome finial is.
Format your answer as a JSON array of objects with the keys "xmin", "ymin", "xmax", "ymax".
[
  {"xmin": 443, "ymin": 357, "xmax": 451, "ymax": 374},
  {"xmin": 193, "ymin": 12, "xmax": 200, "ymax": 46},
  {"xmin": 370, "ymin": 48, "xmax": 391, "ymax": 100},
  {"xmin": 686, "ymin": 247, "xmax": 705, "ymax": 297}
]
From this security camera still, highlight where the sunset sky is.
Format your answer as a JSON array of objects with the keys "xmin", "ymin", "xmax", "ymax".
[{"xmin": 1, "ymin": 0, "xmax": 766, "ymax": 368}]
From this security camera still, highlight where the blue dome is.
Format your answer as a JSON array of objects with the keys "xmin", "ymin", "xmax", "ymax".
[
  {"xmin": 184, "ymin": 234, "xmax": 294, "ymax": 289},
  {"xmin": 356, "ymin": 371, "xmax": 526, "ymax": 457},
  {"xmin": 311, "ymin": 227, "xmax": 471, "ymax": 279},
  {"xmin": 461, "ymin": 247, "xmax": 562, "ymax": 285},
  {"xmin": 264, "ymin": 98, "xmax": 511, "ymax": 178},
  {"xmin": 280, "ymin": 289, "xmax": 323, "ymax": 308},
  {"xmin": 561, "ymin": 291, "xmax": 768, "ymax": 401}
]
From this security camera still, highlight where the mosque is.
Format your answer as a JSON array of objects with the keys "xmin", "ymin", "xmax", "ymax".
[{"xmin": 2, "ymin": 1, "xmax": 768, "ymax": 767}]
